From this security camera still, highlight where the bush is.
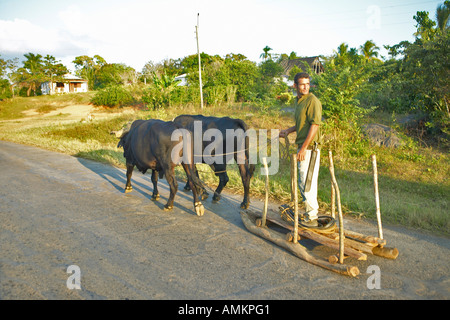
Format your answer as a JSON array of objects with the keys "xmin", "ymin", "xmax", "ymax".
[
  {"xmin": 204, "ymin": 86, "xmax": 226, "ymax": 105},
  {"xmin": 91, "ymin": 85, "xmax": 134, "ymax": 108},
  {"xmin": 276, "ymin": 92, "xmax": 294, "ymax": 105}
]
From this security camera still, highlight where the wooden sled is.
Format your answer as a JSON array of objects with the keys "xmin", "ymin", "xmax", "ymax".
[
  {"xmin": 241, "ymin": 208, "xmax": 398, "ymax": 277},
  {"xmin": 240, "ymin": 154, "xmax": 398, "ymax": 277}
]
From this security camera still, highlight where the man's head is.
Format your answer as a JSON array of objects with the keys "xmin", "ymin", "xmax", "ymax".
[{"xmin": 294, "ymin": 72, "xmax": 310, "ymax": 96}]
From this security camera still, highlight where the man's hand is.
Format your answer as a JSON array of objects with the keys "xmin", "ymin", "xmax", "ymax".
[
  {"xmin": 279, "ymin": 129, "xmax": 287, "ymax": 138},
  {"xmin": 297, "ymin": 147, "xmax": 307, "ymax": 162},
  {"xmin": 279, "ymin": 126, "xmax": 295, "ymax": 138}
]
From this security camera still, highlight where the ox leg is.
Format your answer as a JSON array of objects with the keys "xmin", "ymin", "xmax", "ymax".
[
  {"xmin": 183, "ymin": 165, "xmax": 209, "ymax": 200},
  {"xmin": 212, "ymin": 169, "xmax": 229, "ymax": 203},
  {"xmin": 238, "ymin": 163, "xmax": 250, "ymax": 209},
  {"xmin": 183, "ymin": 178, "xmax": 191, "ymax": 191},
  {"xmin": 150, "ymin": 170, "xmax": 160, "ymax": 201},
  {"xmin": 163, "ymin": 169, "xmax": 178, "ymax": 211},
  {"xmin": 125, "ymin": 163, "xmax": 134, "ymax": 193},
  {"xmin": 182, "ymin": 163, "xmax": 205, "ymax": 216}
]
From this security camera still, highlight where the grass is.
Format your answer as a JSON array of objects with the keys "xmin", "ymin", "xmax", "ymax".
[{"xmin": 0, "ymin": 94, "xmax": 448, "ymax": 236}]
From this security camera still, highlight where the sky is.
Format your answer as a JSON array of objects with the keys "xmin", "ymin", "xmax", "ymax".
[{"xmin": 0, "ymin": 0, "xmax": 445, "ymax": 73}]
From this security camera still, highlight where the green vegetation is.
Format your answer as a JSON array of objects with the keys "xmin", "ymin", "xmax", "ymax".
[
  {"xmin": 0, "ymin": 3, "xmax": 448, "ymax": 236},
  {"xmin": 91, "ymin": 85, "xmax": 134, "ymax": 108}
]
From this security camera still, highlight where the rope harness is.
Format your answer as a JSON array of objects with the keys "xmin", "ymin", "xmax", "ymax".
[{"xmin": 278, "ymin": 204, "xmax": 337, "ymax": 234}]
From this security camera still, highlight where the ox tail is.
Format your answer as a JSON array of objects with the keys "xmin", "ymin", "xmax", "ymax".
[
  {"xmin": 117, "ymin": 130, "xmax": 137, "ymax": 169},
  {"xmin": 117, "ymin": 129, "xmax": 130, "ymax": 149}
]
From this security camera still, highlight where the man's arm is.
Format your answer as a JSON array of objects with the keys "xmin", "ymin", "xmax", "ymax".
[
  {"xmin": 296, "ymin": 124, "xmax": 319, "ymax": 161},
  {"xmin": 279, "ymin": 126, "xmax": 296, "ymax": 138}
]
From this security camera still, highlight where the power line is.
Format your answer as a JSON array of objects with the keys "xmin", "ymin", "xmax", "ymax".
[{"xmin": 308, "ymin": 0, "xmax": 441, "ymax": 18}]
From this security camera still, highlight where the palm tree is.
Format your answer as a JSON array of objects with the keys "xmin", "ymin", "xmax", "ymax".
[
  {"xmin": 337, "ymin": 43, "xmax": 349, "ymax": 57},
  {"xmin": 22, "ymin": 53, "xmax": 44, "ymax": 96},
  {"xmin": 331, "ymin": 42, "xmax": 350, "ymax": 65},
  {"xmin": 260, "ymin": 46, "xmax": 273, "ymax": 61},
  {"xmin": 436, "ymin": 0, "xmax": 450, "ymax": 32},
  {"xmin": 360, "ymin": 40, "xmax": 381, "ymax": 62}
]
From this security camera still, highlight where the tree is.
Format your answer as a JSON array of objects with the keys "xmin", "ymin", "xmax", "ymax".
[
  {"xmin": 73, "ymin": 55, "xmax": 106, "ymax": 90},
  {"xmin": 329, "ymin": 43, "xmax": 362, "ymax": 67},
  {"xmin": 20, "ymin": 53, "xmax": 44, "ymax": 96},
  {"xmin": 142, "ymin": 72, "xmax": 181, "ymax": 109},
  {"xmin": 95, "ymin": 63, "xmax": 136, "ymax": 88},
  {"xmin": 289, "ymin": 51, "xmax": 300, "ymax": 60},
  {"xmin": 260, "ymin": 46, "xmax": 273, "ymax": 61},
  {"xmin": 360, "ymin": 40, "xmax": 382, "ymax": 62},
  {"xmin": 414, "ymin": 11, "xmax": 437, "ymax": 42},
  {"xmin": 436, "ymin": 0, "xmax": 450, "ymax": 32},
  {"xmin": 366, "ymin": 4, "xmax": 450, "ymax": 141},
  {"xmin": 42, "ymin": 55, "xmax": 68, "ymax": 94}
]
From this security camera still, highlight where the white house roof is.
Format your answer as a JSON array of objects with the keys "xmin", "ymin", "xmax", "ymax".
[{"xmin": 63, "ymin": 73, "xmax": 87, "ymax": 81}]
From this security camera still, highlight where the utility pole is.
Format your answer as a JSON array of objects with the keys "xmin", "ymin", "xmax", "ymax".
[{"xmin": 195, "ymin": 13, "xmax": 204, "ymax": 110}]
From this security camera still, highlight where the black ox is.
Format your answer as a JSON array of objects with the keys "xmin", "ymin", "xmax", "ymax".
[
  {"xmin": 173, "ymin": 114, "xmax": 255, "ymax": 209},
  {"xmin": 117, "ymin": 119, "xmax": 205, "ymax": 216}
]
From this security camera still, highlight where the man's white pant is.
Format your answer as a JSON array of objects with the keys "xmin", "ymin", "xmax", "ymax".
[{"xmin": 297, "ymin": 149, "xmax": 320, "ymax": 221}]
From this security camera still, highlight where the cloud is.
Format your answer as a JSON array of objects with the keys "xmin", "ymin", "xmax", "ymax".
[
  {"xmin": 0, "ymin": 18, "xmax": 55, "ymax": 53},
  {"xmin": 58, "ymin": 5, "xmax": 89, "ymax": 38},
  {"xmin": 0, "ymin": 17, "xmax": 86, "ymax": 59}
]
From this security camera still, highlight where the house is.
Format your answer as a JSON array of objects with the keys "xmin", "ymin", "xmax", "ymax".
[
  {"xmin": 279, "ymin": 56, "xmax": 324, "ymax": 77},
  {"xmin": 279, "ymin": 56, "xmax": 324, "ymax": 96},
  {"xmin": 174, "ymin": 74, "xmax": 188, "ymax": 86},
  {"xmin": 41, "ymin": 73, "xmax": 88, "ymax": 95}
]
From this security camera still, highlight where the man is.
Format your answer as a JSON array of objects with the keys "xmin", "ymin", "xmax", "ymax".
[{"xmin": 279, "ymin": 72, "xmax": 322, "ymax": 227}]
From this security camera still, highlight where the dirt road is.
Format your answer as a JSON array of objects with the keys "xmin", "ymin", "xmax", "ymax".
[{"xmin": 0, "ymin": 140, "xmax": 448, "ymax": 300}]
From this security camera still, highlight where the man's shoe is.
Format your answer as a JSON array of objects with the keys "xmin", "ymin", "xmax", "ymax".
[{"xmin": 301, "ymin": 219, "xmax": 318, "ymax": 228}]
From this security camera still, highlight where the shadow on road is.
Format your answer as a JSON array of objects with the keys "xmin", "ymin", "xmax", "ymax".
[{"xmin": 77, "ymin": 157, "xmax": 220, "ymax": 217}]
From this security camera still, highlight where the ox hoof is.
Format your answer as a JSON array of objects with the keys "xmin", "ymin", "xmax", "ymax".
[
  {"xmin": 151, "ymin": 194, "xmax": 160, "ymax": 201},
  {"xmin": 163, "ymin": 205, "xmax": 173, "ymax": 211},
  {"xmin": 212, "ymin": 193, "xmax": 221, "ymax": 203},
  {"xmin": 240, "ymin": 202, "xmax": 249, "ymax": 209},
  {"xmin": 125, "ymin": 186, "xmax": 133, "ymax": 193},
  {"xmin": 201, "ymin": 191, "xmax": 209, "ymax": 201},
  {"xmin": 194, "ymin": 202, "xmax": 205, "ymax": 216}
]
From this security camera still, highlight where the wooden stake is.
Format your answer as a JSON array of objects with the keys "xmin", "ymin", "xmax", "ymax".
[
  {"xmin": 330, "ymin": 183, "xmax": 336, "ymax": 219},
  {"xmin": 328, "ymin": 151, "xmax": 345, "ymax": 264},
  {"xmin": 291, "ymin": 154, "xmax": 299, "ymax": 244},
  {"xmin": 261, "ymin": 157, "xmax": 269, "ymax": 228},
  {"xmin": 371, "ymin": 154, "xmax": 383, "ymax": 240},
  {"xmin": 290, "ymin": 152, "xmax": 295, "ymax": 202}
]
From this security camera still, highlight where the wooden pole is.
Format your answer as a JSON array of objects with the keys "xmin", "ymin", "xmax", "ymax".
[
  {"xmin": 371, "ymin": 154, "xmax": 383, "ymax": 239},
  {"xmin": 290, "ymin": 152, "xmax": 295, "ymax": 202},
  {"xmin": 261, "ymin": 157, "xmax": 269, "ymax": 228},
  {"xmin": 195, "ymin": 13, "xmax": 204, "ymax": 110},
  {"xmin": 330, "ymin": 183, "xmax": 336, "ymax": 219},
  {"xmin": 240, "ymin": 210, "xmax": 359, "ymax": 277},
  {"xmin": 328, "ymin": 150, "xmax": 345, "ymax": 264},
  {"xmin": 291, "ymin": 153, "xmax": 299, "ymax": 244}
]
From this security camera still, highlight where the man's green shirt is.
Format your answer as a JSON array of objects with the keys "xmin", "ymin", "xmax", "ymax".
[{"xmin": 294, "ymin": 93, "xmax": 322, "ymax": 147}]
